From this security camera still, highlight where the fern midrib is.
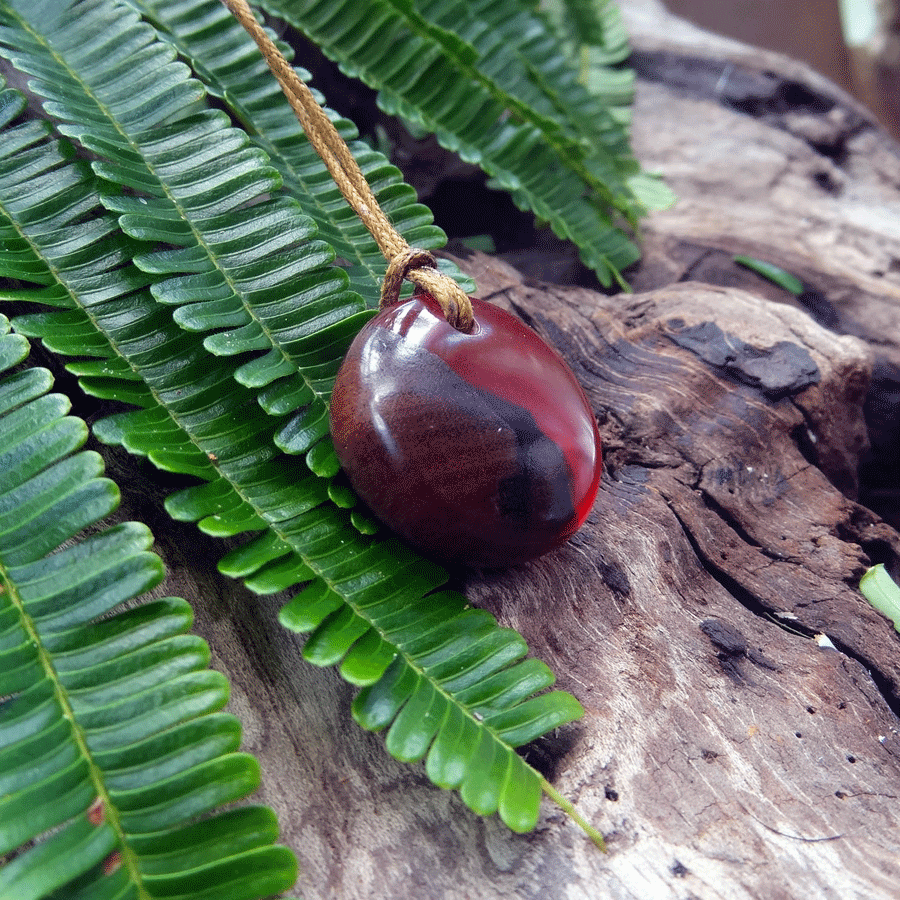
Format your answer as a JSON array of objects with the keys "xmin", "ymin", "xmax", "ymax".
[
  {"xmin": 9, "ymin": 2, "xmax": 336, "ymax": 414},
  {"xmin": 0, "ymin": 563, "xmax": 151, "ymax": 900}
]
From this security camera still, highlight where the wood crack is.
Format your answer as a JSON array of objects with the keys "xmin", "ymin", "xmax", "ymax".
[{"xmin": 669, "ymin": 500, "xmax": 900, "ymax": 720}]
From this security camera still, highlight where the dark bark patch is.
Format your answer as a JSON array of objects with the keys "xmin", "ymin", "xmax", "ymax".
[{"xmin": 666, "ymin": 319, "xmax": 820, "ymax": 398}]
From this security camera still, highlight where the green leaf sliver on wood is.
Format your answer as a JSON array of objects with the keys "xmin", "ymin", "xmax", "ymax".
[
  {"xmin": 733, "ymin": 255, "xmax": 804, "ymax": 295},
  {"xmin": 860, "ymin": 564, "xmax": 900, "ymax": 633},
  {"xmin": 0, "ymin": 317, "xmax": 297, "ymax": 900}
]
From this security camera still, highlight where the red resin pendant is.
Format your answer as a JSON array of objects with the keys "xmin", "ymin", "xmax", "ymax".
[{"xmin": 329, "ymin": 294, "xmax": 602, "ymax": 567}]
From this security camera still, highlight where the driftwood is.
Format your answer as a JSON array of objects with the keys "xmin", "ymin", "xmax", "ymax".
[
  {"xmin": 622, "ymin": 0, "xmax": 900, "ymax": 537},
  {"xmin": 111, "ymin": 2, "xmax": 900, "ymax": 897}
]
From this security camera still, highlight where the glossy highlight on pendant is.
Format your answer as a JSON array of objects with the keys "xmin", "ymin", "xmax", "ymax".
[{"xmin": 329, "ymin": 294, "xmax": 602, "ymax": 567}]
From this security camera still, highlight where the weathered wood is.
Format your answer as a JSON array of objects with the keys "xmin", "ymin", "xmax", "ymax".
[
  {"xmin": 624, "ymin": 0, "xmax": 900, "ymax": 531},
  {"xmin": 112, "ymin": 3, "xmax": 900, "ymax": 898},
  {"xmin": 132, "ymin": 257, "xmax": 900, "ymax": 899},
  {"xmin": 625, "ymin": 0, "xmax": 900, "ymax": 370}
]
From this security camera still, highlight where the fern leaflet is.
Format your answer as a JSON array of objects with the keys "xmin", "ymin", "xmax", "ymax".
[{"xmin": 0, "ymin": 313, "xmax": 297, "ymax": 900}]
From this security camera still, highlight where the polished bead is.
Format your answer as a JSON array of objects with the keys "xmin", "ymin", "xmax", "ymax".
[{"xmin": 329, "ymin": 294, "xmax": 602, "ymax": 567}]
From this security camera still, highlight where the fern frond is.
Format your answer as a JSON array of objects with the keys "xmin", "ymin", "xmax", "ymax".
[
  {"xmin": 264, "ymin": 0, "xmax": 644, "ymax": 285},
  {"xmin": 0, "ymin": 0, "xmax": 375, "ymax": 481},
  {"xmin": 536, "ymin": 0, "xmax": 676, "ymax": 210},
  {"xmin": 540, "ymin": 0, "xmax": 632, "ymax": 65},
  {"xmin": 527, "ymin": 0, "xmax": 635, "ymax": 121},
  {"xmin": 0, "ymin": 315, "xmax": 297, "ymax": 900},
  {"xmin": 127, "ymin": 0, "xmax": 472, "ymax": 301},
  {"xmin": 545, "ymin": 0, "xmax": 613, "ymax": 49},
  {"xmin": 436, "ymin": 0, "xmax": 636, "ymax": 177},
  {"xmin": 0, "ymin": 64, "xmax": 586, "ymax": 836}
]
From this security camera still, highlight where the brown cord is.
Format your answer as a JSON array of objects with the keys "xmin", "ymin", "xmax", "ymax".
[
  {"xmin": 223, "ymin": 0, "xmax": 474, "ymax": 333},
  {"xmin": 379, "ymin": 248, "xmax": 436, "ymax": 307}
]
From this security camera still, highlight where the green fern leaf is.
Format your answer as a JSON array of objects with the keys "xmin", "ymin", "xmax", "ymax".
[
  {"xmin": 0, "ymin": 0, "xmax": 372, "ymax": 482},
  {"xmin": 0, "ymin": 315, "xmax": 297, "ymax": 900},
  {"xmin": 541, "ymin": 0, "xmax": 632, "ymax": 66},
  {"xmin": 0, "ymin": 53, "xmax": 587, "ymax": 838},
  {"xmin": 264, "ymin": 0, "xmax": 645, "ymax": 285},
  {"xmin": 436, "ymin": 0, "xmax": 636, "ymax": 175},
  {"xmin": 128, "ymin": 0, "xmax": 474, "ymax": 300}
]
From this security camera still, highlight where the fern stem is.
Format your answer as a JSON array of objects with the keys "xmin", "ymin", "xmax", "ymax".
[{"xmin": 540, "ymin": 777, "xmax": 607, "ymax": 852}]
